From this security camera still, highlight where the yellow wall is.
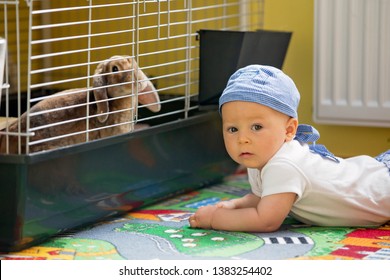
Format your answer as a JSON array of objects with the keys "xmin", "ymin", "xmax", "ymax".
[{"xmin": 263, "ymin": 0, "xmax": 389, "ymax": 157}]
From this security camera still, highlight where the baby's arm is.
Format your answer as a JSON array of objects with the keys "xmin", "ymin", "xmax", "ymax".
[
  {"xmin": 188, "ymin": 194, "xmax": 260, "ymax": 229},
  {"xmin": 190, "ymin": 192, "xmax": 296, "ymax": 232},
  {"xmin": 216, "ymin": 193, "xmax": 260, "ymax": 209}
]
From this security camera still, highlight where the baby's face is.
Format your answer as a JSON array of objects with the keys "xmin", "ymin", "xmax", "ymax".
[{"xmin": 221, "ymin": 101, "xmax": 296, "ymax": 170}]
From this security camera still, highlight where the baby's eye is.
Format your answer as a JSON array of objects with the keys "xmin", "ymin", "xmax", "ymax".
[
  {"xmin": 252, "ymin": 124, "xmax": 263, "ymax": 131},
  {"xmin": 227, "ymin": 127, "xmax": 238, "ymax": 133}
]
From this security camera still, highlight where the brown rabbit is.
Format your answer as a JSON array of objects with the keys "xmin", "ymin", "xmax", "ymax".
[{"xmin": 0, "ymin": 55, "xmax": 161, "ymax": 154}]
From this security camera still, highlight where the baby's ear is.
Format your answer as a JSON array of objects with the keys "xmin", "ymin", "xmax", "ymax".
[{"xmin": 285, "ymin": 118, "xmax": 298, "ymax": 142}]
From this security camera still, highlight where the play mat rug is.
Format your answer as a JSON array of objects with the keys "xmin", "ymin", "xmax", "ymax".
[{"xmin": 1, "ymin": 172, "xmax": 390, "ymax": 260}]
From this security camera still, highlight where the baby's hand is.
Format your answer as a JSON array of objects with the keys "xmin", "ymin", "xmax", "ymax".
[
  {"xmin": 189, "ymin": 205, "xmax": 217, "ymax": 229},
  {"xmin": 216, "ymin": 199, "xmax": 237, "ymax": 209}
]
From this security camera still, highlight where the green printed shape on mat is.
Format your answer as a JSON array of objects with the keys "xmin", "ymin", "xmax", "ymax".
[
  {"xmin": 117, "ymin": 223, "xmax": 264, "ymax": 257},
  {"xmin": 147, "ymin": 191, "xmax": 237, "ymax": 211},
  {"xmin": 147, "ymin": 180, "xmax": 250, "ymax": 211},
  {"xmin": 43, "ymin": 238, "xmax": 124, "ymax": 260},
  {"xmin": 291, "ymin": 227, "xmax": 355, "ymax": 257}
]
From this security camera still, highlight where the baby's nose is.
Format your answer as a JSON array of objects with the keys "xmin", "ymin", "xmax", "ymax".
[{"xmin": 238, "ymin": 134, "xmax": 250, "ymax": 144}]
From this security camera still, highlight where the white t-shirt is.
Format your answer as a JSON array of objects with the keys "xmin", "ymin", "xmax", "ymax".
[{"xmin": 247, "ymin": 140, "xmax": 390, "ymax": 227}]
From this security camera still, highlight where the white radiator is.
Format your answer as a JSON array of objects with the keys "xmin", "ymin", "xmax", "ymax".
[{"xmin": 314, "ymin": 0, "xmax": 390, "ymax": 127}]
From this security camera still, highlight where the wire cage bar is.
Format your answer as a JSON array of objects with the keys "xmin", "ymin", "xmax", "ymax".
[{"xmin": 0, "ymin": 0, "xmax": 264, "ymax": 155}]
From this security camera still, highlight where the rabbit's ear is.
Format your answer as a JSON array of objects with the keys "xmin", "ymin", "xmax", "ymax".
[
  {"xmin": 93, "ymin": 61, "xmax": 109, "ymax": 123},
  {"xmin": 135, "ymin": 66, "xmax": 161, "ymax": 113}
]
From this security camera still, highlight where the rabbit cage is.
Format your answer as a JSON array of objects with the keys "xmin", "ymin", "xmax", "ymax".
[{"xmin": 0, "ymin": 0, "xmax": 264, "ymax": 251}]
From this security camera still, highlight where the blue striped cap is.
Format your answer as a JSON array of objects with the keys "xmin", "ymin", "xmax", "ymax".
[{"xmin": 219, "ymin": 65, "xmax": 300, "ymax": 118}]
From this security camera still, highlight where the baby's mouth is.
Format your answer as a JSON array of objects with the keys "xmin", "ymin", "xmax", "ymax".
[{"xmin": 239, "ymin": 152, "xmax": 253, "ymax": 157}]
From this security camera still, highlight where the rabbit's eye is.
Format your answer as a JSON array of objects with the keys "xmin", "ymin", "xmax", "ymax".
[{"xmin": 112, "ymin": 66, "xmax": 119, "ymax": 72}]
